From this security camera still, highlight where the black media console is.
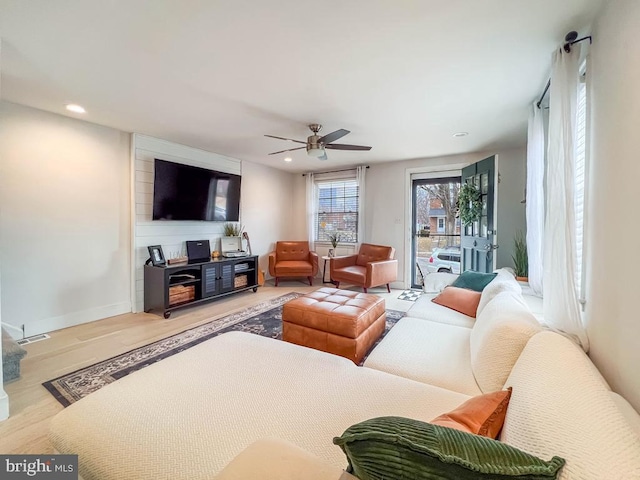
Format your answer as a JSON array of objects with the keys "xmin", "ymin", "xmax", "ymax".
[{"xmin": 144, "ymin": 255, "xmax": 259, "ymax": 318}]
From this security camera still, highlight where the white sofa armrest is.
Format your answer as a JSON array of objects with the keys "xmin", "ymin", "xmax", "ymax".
[{"xmin": 214, "ymin": 438, "xmax": 357, "ymax": 480}]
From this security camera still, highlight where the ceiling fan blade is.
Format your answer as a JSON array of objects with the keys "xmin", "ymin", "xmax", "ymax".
[
  {"xmin": 318, "ymin": 129, "xmax": 350, "ymax": 145},
  {"xmin": 264, "ymin": 134, "xmax": 306, "ymax": 144},
  {"xmin": 268, "ymin": 146, "xmax": 306, "ymax": 155},
  {"xmin": 318, "ymin": 151, "xmax": 328, "ymax": 161},
  {"xmin": 325, "ymin": 143, "xmax": 372, "ymax": 151}
]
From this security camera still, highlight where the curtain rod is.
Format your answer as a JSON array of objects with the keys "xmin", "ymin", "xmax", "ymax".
[
  {"xmin": 536, "ymin": 32, "xmax": 592, "ymax": 109},
  {"xmin": 302, "ymin": 165, "xmax": 369, "ymax": 176}
]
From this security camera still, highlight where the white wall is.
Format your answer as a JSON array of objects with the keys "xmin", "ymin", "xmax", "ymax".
[
  {"xmin": 0, "ymin": 102, "xmax": 131, "ymax": 336},
  {"xmin": 237, "ymin": 160, "xmax": 296, "ymax": 277},
  {"xmin": 495, "ymin": 148, "xmax": 527, "ymax": 269},
  {"xmin": 131, "ymin": 134, "xmax": 241, "ymax": 312},
  {"xmin": 584, "ymin": 0, "xmax": 640, "ymax": 410},
  {"xmin": 0, "ymin": 38, "xmax": 8, "ymax": 422}
]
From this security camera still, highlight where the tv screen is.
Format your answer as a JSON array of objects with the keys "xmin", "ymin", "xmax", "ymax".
[{"xmin": 152, "ymin": 159, "xmax": 241, "ymax": 221}]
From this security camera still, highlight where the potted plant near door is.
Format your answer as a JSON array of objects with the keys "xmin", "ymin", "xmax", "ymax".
[{"xmin": 512, "ymin": 231, "xmax": 528, "ymax": 282}]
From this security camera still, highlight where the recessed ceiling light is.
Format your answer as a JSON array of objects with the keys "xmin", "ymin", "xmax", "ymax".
[
  {"xmin": 66, "ymin": 104, "xmax": 86, "ymax": 114},
  {"xmin": 452, "ymin": 132, "xmax": 468, "ymax": 137},
  {"xmin": 284, "ymin": 157, "xmax": 292, "ymax": 162}
]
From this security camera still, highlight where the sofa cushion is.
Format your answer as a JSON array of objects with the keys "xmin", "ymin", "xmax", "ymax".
[
  {"xmin": 502, "ymin": 331, "xmax": 640, "ymax": 480},
  {"xmin": 334, "ymin": 416, "xmax": 566, "ymax": 480},
  {"xmin": 476, "ymin": 268, "xmax": 522, "ymax": 316},
  {"xmin": 363, "ymin": 317, "xmax": 482, "ymax": 395},
  {"xmin": 431, "ymin": 387, "xmax": 512, "ymax": 438},
  {"xmin": 422, "ymin": 272, "xmax": 458, "ymax": 293},
  {"xmin": 470, "ymin": 291, "xmax": 541, "ymax": 393},
  {"xmin": 432, "ymin": 286, "xmax": 481, "ymax": 318},
  {"xmin": 451, "ymin": 271, "xmax": 497, "ymax": 292},
  {"xmin": 274, "ymin": 260, "xmax": 314, "ymax": 275},
  {"xmin": 215, "ymin": 438, "xmax": 357, "ymax": 480},
  {"xmin": 331, "ymin": 265, "xmax": 366, "ymax": 285},
  {"xmin": 406, "ymin": 294, "xmax": 475, "ymax": 329}
]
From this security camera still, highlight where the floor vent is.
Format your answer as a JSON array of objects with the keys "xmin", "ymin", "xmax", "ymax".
[{"xmin": 16, "ymin": 333, "xmax": 50, "ymax": 346}]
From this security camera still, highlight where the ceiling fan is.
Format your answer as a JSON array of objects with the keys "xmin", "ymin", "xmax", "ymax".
[{"xmin": 265, "ymin": 124, "xmax": 371, "ymax": 161}]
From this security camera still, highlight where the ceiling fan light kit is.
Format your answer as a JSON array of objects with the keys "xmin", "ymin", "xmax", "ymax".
[{"xmin": 265, "ymin": 124, "xmax": 371, "ymax": 161}]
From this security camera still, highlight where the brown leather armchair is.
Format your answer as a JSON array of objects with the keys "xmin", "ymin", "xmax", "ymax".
[
  {"xmin": 330, "ymin": 243, "xmax": 397, "ymax": 293},
  {"xmin": 268, "ymin": 241, "xmax": 319, "ymax": 286}
]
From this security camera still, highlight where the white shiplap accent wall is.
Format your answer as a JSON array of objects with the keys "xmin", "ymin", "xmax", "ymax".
[{"xmin": 131, "ymin": 134, "xmax": 242, "ymax": 312}]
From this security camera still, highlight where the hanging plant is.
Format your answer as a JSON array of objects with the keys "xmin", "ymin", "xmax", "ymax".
[{"xmin": 458, "ymin": 183, "xmax": 482, "ymax": 226}]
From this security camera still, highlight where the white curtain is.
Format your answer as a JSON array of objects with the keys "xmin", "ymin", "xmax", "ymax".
[
  {"xmin": 526, "ymin": 103, "xmax": 545, "ymax": 295},
  {"xmin": 543, "ymin": 45, "xmax": 589, "ymax": 351},
  {"xmin": 356, "ymin": 166, "xmax": 366, "ymax": 248},
  {"xmin": 305, "ymin": 173, "xmax": 316, "ymax": 248}
]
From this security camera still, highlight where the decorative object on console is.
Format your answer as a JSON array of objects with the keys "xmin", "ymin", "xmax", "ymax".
[
  {"xmin": 334, "ymin": 416, "xmax": 565, "ymax": 480},
  {"xmin": 167, "ymin": 256, "xmax": 189, "ymax": 265},
  {"xmin": 186, "ymin": 240, "xmax": 211, "ymax": 263},
  {"xmin": 458, "ymin": 182, "xmax": 482, "ymax": 226},
  {"xmin": 242, "ymin": 232, "xmax": 252, "ymax": 255},
  {"xmin": 512, "ymin": 230, "xmax": 528, "ymax": 282},
  {"xmin": 223, "ymin": 222, "xmax": 244, "ymax": 237},
  {"xmin": 147, "ymin": 245, "xmax": 166, "ymax": 266}
]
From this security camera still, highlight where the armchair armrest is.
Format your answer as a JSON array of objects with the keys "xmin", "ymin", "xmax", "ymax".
[
  {"xmin": 366, "ymin": 259, "xmax": 398, "ymax": 288},
  {"xmin": 268, "ymin": 251, "xmax": 277, "ymax": 277}
]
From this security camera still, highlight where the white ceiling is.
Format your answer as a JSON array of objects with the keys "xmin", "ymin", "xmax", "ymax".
[{"xmin": 0, "ymin": 0, "xmax": 602, "ymax": 172}]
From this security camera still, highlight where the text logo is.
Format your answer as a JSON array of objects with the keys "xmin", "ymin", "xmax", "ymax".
[{"xmin": 0, "ymin": 455, "xmax": 77, "ymax": 479}]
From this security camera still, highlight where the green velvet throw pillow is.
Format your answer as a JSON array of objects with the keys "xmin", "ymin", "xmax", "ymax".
[
  {"xmin": 451, "ymin": 270, "xmax": 497, "ymax": 292},
  {"xmin": 333, "ymin": 416, "xmax": 565, "ymax": 480}
]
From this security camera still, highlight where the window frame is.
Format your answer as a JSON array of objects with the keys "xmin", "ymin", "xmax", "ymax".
[{"xmin": 314, "ymin": 175, "xmax": 359, "ymax": 244}]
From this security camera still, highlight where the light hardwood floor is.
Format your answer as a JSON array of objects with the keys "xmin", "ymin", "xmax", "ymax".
[{"xmin": 0, "ymin": 283, "xmax": 409, "ymax": 454}]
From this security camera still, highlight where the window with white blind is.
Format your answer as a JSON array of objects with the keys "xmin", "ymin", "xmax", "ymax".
[
  {"xmin": 316, "ymin": 179, "xmax": 359, "ymax": 243},
  {"xmin": 575, "ymin": 74, "xmax": 587, "ymax": 301}
]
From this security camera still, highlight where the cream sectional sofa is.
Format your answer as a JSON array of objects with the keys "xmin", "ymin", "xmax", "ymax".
[{"xmin": 49, "ymin": 272, "xmax": 640, "ymax": 480}]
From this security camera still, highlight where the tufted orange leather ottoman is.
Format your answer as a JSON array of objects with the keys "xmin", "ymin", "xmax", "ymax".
[{"xmin": 282, "ymin": 287, "xmax": 386, "ymax": 364}]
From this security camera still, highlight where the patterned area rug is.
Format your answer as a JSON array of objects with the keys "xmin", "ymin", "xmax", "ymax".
[
  {"xmin": 397, "ymin": 289, "xmax": 422, "ymax": 302},
  {"xmin": 43, "ymin": 293, "xmax": 405, "ymax": 407}
]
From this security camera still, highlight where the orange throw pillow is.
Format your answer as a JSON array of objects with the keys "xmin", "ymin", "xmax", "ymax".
[
  {"xmin": 431, "ymin": 286, "xmax": 482, "ymax": 318},
  {"xmin": 431, "ymin": 387, "xmax": 512, "ymax": 439}
]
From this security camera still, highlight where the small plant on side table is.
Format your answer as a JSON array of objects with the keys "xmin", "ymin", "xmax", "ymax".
[{"xmin": 327, "ymin": 232, "xmax": 340, "ymax": 257}]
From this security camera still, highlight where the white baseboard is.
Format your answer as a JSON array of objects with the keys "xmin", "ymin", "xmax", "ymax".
[
  {"xmin": 24, "ymin": 302, "xmax": 132, "ymax": 337},
  {"xmin": 0, "ymin": 322, "xmax": 23, "ymax": 340},
  {"xmin": 0, "ymin": 389, "xmax": 8, "ymax": 421}
]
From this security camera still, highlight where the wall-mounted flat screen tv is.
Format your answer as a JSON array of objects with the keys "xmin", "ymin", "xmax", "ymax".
[{"xmin": 152, "ymin": 159, "xmax": 241, "ymax": 221}]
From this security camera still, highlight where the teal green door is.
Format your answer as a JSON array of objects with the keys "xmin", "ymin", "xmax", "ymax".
[{"xmin": 461, "ymin": 156, "xmax": 496, "ymax": 273}]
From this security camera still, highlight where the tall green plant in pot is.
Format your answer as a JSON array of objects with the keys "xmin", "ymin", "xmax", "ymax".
[{"xmin": 512, "ymin": 231, "xmax": 528, "ymax": 281}]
